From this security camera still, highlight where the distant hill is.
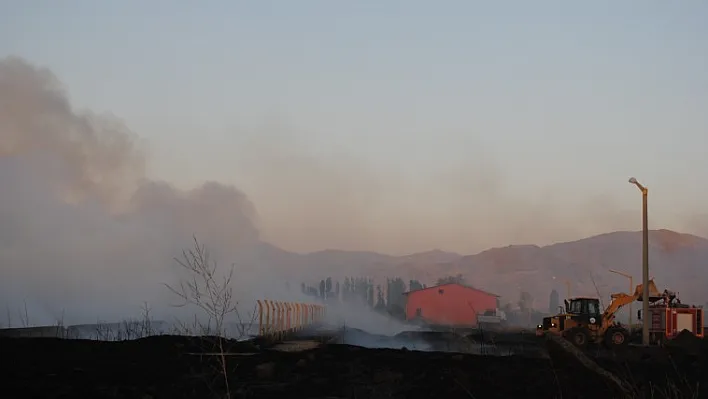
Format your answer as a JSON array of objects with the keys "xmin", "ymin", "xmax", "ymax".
[
  {"xmin": 448, "ymin": 229, "xmax": 708, "ymax": 308},
  {"xmin": 243, "ymin": 229, "xmax": 708, "ymax": 309}
]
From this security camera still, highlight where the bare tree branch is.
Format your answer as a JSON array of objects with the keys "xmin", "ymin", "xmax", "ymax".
[{"xmin": 164, "ymin": 235, "xmax": 249, "ymax": 398}]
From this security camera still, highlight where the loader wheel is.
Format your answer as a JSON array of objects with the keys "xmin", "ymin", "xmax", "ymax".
[
  {"xmin": 568, "ymin": 327, "xmax": 590, "ymax": 349},
  {"xmin": 605, "ymin": 327, "xmax": 629, "ymax": 348}
]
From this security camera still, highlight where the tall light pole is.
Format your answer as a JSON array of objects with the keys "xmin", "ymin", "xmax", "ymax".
[
  {"xmin": 609, "ymin": 269, "xmax": 633, "ymax": 330},
  {"xmin": 628, "ymin": 176, "xmax": 650, "ymax": 345}
]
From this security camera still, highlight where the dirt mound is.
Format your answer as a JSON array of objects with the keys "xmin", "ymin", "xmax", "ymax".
[{"xmin": 667, "ymin": 329, "xmax": 704, "ymax": 354}]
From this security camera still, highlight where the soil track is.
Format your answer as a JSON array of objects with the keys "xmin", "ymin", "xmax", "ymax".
[{"xmin": 1, "ymin": 332, "xmax": 707, "ymax": 399}]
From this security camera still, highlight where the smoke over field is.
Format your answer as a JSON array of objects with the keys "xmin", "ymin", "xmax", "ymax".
[{"xmin": 0, "ymin": 57, "xmax": 297, "ymax": 328}]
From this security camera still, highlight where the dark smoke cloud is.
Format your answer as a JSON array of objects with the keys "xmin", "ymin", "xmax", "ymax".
[{"xmin": 0, "ymin": 57, "xmax": 266, "ymax": 325}]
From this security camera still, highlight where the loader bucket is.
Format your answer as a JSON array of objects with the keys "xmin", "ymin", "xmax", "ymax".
[{"xmin": 634, "ymin": 279, "xmax": 661, "ymax": 302}]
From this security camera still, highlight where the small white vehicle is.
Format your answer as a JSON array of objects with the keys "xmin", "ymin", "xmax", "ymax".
[{"xmin": 476, "ymin": 308, "xmax": 507, "ymax": 327}]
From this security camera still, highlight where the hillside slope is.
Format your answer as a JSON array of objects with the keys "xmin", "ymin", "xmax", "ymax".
[
  {"xmin": 451, "ymin": 229, "xmax": 708, "ymax": 307},
  {"xmin": 259, "ymin": 229, "xmax": 708, "ymax": 308}
]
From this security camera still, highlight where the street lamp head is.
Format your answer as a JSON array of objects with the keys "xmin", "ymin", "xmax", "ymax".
[{"xmin": 628, "ymin": 177, "xmax": 647, "ymax": 193}]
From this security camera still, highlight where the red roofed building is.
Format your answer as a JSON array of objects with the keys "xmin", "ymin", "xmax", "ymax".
[{"xmin": 403, "ymin": 283, "xmax": 499, "ymax": 327}]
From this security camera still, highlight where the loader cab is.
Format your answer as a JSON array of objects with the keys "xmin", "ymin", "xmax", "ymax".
[
  {"xmin": 565, "ymin": 297, "xmax": 602, "ymax": 319},
  {"xmin": 539, "ymin": 297, "xmax": 603, "ymax": 337}
]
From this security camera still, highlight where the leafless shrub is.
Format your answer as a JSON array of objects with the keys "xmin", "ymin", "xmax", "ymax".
[
  {"xmin": 92, "ymin": 302, "xmax": 157, "ymax": 341},
  {"xmin": 19, "ymin": 301, "xmax": 29, "ymax": 327},
  {"xmin": 54, "ymin": 309, "xmax": 68, "ymax": 338},
  {"xmin": 171, "ymin": 314, "xmax": 212, "ymax": 336},
  {"xmin": 94, "ymin": 322, "xmax": 113, "ymax": 341},
  {"xmin": 3, "ymin": 302, "xmax": 30, "ymax": 329},
  {"xmin": 232, "ymin": 303, "xmax": 258, "ymax": 339},
  {"xmin": 165, "ymin": 236, "xmax": 248, "ymax": 399},
  {"xmin": 165, "ymin": 236, "xmax": 245, "ymax": 337},
  {"xmin": 124, "ymin": 301, "xmax": 157, "ymax": 339}
]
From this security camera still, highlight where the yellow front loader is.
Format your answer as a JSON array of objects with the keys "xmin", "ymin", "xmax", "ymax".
[{"xmin": 536, "ymin": 279, "xmax": 660, "ymax": 349}]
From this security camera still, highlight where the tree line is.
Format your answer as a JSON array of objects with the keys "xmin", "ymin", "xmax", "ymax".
[
  {"xmin": 300, "ymin": 276, "xmax": 426, "ymax": 319},
  {"xmin": 300, "ymin": 275, "xmax": 569, "ymax": 327}
]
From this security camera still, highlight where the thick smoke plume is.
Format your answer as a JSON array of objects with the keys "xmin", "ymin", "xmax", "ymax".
[{"xmin": 0, "ymin": 57, "xmax": 276, "ymax": 326}]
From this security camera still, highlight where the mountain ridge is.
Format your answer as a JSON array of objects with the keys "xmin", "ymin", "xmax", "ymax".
[
  {"xmin": 292, "ymin": 229, "xmax": 708, "ymax": 258},
  {"xmin": 257, "ymin": 229, "xmax": 708, "ymax": 309}
]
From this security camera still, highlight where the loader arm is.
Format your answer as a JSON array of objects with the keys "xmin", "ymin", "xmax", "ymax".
[
  {"xmin": 602, "ymin": 279, "xmax": 659, "ymax": 327},
  {"xmin": 602, "ymin": 292, "xmax": 638, "ymax": 326}
]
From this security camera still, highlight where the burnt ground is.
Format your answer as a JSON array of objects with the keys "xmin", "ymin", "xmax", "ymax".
[
  {"xmin": 1, "ymin": 331, "xmax": 707, "ymax": 399},
  {"xmin": 595, "ymin": 331, "xmax": 708, "ymax": 398}
]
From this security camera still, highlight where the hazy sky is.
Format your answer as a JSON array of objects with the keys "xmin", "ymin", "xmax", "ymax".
[{"xmin": 2, "ymin": 0, "xmax": 707, "ymax": 254}]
